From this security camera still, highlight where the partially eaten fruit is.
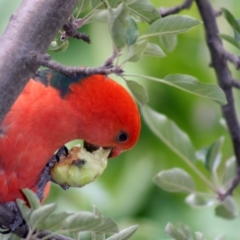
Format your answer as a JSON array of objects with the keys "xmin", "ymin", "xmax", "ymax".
[{"xmin": 51, "ymin": 144, "xmax": 111, "ymax": 188}]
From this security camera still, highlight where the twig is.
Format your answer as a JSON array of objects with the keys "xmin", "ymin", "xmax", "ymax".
[
  {"xmin": 232, "ymin": 79, "xmax": 240, "ymax": 89},
  {"xmin": 218, "ymin": 168, "xmax": 240, "ymax": 201},
  {"xmin": 103, "ymin": 50, "xmax": 119, "ymax": 68},
  {"xmin": 160, "ymin": 0, "xmax": 193, "ymax": 17},
  {"xmin": 216, "ymin": 45, "xmax": 240, "ymax": 69},
  {"xmin": 29, "ymin": 52, "xmax": 124, "ymax": 77},
  {"xmin": 62, "ymin": 20, "xmax": 90, "ymax": 43},
  {"xmin": 195, "ymin": 0, "xmax": 240, "ymax": 199}
]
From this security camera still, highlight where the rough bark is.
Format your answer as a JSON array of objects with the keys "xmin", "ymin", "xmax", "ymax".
[{"xmin": 0, "ymin": 0, "xmax": 77, "ymax": 122}]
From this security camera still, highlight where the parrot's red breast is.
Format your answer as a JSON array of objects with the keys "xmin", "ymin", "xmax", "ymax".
[{"xmin": 0, "ymin": 70, "xmax": 140, "ymax": 203}]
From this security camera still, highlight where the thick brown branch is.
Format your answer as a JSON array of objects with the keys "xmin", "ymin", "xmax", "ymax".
[
  {"xmin": 160, "ymin": 0, "xmax": 193, "ymax": 17},
  {"xmin": 195, "ymin": 0, "xmax": 240, "ymax": 197},
  {"xmin": 0, "ymin": 0, "xmax": 77, "ymax": 122}
]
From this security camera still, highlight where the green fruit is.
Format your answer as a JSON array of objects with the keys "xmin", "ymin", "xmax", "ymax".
[{"xmin": 51, "ymin": 145, "xmax": 111, "ymax": 188}]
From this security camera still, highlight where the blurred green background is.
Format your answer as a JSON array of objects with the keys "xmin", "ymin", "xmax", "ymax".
[{"xmin": 1, "ymin": 0, "xmax": 240, "ymax": 239}]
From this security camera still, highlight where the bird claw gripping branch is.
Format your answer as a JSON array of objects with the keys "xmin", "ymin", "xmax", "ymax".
[{"xmin": 37, "ymin": 145, "xmax": 68, "ymax": 199}]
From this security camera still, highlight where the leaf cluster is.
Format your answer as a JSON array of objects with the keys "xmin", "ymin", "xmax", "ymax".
[
  {"xmin": 165, "ymin": 222, "xmax": 225, "ymax": 240},
  {"xmin": 144, "ymin": 107, "xmax": 238, "ymax": 220},
  {"xmin": 10, "ymin": 189, "xmax": 137, "ymax": 240}
]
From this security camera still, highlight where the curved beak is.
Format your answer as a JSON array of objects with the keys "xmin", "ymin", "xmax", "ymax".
[
  {"xmin": 108, "ymin": 148, "xmax": 122, "ymax": 158},
  {"xmin": 83, "ymin": 140, "xmax": 116, "ymax": 159}
]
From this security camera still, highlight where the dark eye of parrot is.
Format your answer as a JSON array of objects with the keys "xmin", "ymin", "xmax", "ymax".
[{"xmin": 116, "ymin": 131, "xmax": 129, "ymax": 142}]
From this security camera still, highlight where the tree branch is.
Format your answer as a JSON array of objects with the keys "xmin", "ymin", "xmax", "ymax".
[
  {"xmin": 29, "ymin": 52, "xmax": 124, "ymax": 77},
  {"xmin": 216, "ymin": 45, "xmax": 240, "ymax": 69},
  {"xmin": 195, "ymin": 0, "xmax": 240, "ymax": 197},
  {"xmin": 62, "ymin": 20, "xmax": 90, "ymax": 43},
  {"xmin": 232, "ymin": 79, "xmax": 240, "ymax": 89},
  {"xmin": 160, "ymin": 0, "xmax": 193, "ymax": 17},
  {"xmin": 0, "ymin": 0, "xmax": 77, "ymax": 122}
]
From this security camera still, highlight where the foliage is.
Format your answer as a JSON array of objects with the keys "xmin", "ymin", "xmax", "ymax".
[
  {"xmin": 12, "ymin": 189, "xmax": 137, "ymax": 240},
  {"xmin": 1, "ymin": 0, "xmax": 240, "ymax": 239}
]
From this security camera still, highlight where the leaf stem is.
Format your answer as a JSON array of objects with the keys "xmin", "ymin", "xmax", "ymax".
[
  {"xmin": 186, "ymin": 161, "xmax": 216, "ymax": 191},
  {"xmin": 194, "ymin": 191, "xmax": 216, "ymax": 198}
]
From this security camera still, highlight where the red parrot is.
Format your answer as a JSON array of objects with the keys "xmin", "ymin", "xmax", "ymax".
[{"xmin": 0, "ymin": 69, "xmax": 141, "ymax": 204}]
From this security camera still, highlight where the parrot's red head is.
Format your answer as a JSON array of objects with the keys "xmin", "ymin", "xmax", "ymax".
[{"xmin": 67, "ymin": 74, "xmax": 141, "ymax": 158}]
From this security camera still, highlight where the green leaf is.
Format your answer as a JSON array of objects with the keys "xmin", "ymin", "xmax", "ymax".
[
  {"xmin": 95, "ymin": 9, "xmax": 109, "ymax": 21},
  {"xmin": 127, "ymin": 0, "xmax": 160, "ymax": 23},
  {"xmin": 36, "ymin": 211, "xmax": 71, "ymax": 231},
  {"xmin": 66, "ymin": 213, "xmax": 118, "ymax": 233},
  {"xmin": 108, "ymin": 3, "xmax": 129, "ymax": 50},
  {"xmin": 165, "ymin": 223, "xmax": 188, "ymax": 240},
  {"xmin": 69, "ymin": 231, "xmax": 81, "ymax": 240},
  {"xmin": 8, "ymin": 234, "xmax": 20, "ymax": 240},
  {"xmin": 92, "ymin": 232, "xmax": 105, "ymax": 240},
  {"xmin": 215, "ymin": 197, "xmax": 238, "ymax": 219},
  {"xmin": 222, "ymin": 157, "xmax": 236, "ymax": 187},
  {"xmin": 107, "ymin": 225, "xmax": 138, "ymax": 240},
  {"xmin": 138, "ymin": 74, "xmax": 226, "ymax": 105},
  {"xmin": 145, "ymin": 15, "xmax": 201, "ymax": 38},
  {"xmin": 126, "ymin": 80, "xmax": 149, "ymax": 105},
  {"xmin": 126, "ymin": 17, "xmax": 138, "ymax": 46},
  {"xmin": 91, "ymin": 0, "xmax": 106, "ymax": 9},
  {"xmin": 125, "ymin": 40, "xmax": 148, "ymax": 62},
  {"xmin": 154, "ymin": 168, "xmax": 195, "ymax": 193},
  {"xmin": 179, "ymin": 223, "xmax": 192, "ymax": 240},
  {"xmin": 221, "ymin": 8, "xmax": 240, "ymax": 35},
  {"xmin": 92, "ymin": 206, "xmax": 105, "ymax": 240},
  {"xmin": 92, "ymin": 0, "xmax": 121, "ymax": 8},
  {"xmin": 75, "ymin": 0, "xmax": 91, "ymax": 14},
  {"xmin": 141, "ymin": 105, "xmax": 196, "ymax": 162},
  {"xmin": 194, "ymin": 232, "xmax": 207, "ymax": 240},
  {"xmin": 144, "ymin": 43, "xmax": 166, "ymax": 57},
  {"xmin": 219, "ymin": 34, "xmax": 240, "ymax": 50},
  {"xmin": 164, "ymin": 74, "xmax": 227, "ymax": 105},
  {"xmin": 159, "ymin": 34, "xmax": 178, "ymax": 52},
  {"xmin": 205, "ymin": 137, "xmax": 224, "ymax": 172},
  {"xmin": 234, "ymin": 19, "xmax": 240, "ymax": 42},
  {"xmin": 219, "ymin": 118, "xmax": 228, "ymax": 130},
  {"xmin": 29, "ymin": 203, "xmax": 57, "ymax": 229},
  {"xmin": 196, "ymin": 147, "xmax": 208, "ymax": 163},
  {"xmin": 16, "ymin": 199, "xmax": 32, "ymax": 223},
  {"xmin": 185, "ymin": 193, "xmax": 210, "ymax": 208},
  {"xmin": 93, "ymin": 205, "xmax": 103, "ymax": 217},
  {"xmin": 21, "ymin": 189, "xmax": 40, "ymax": 210}
]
